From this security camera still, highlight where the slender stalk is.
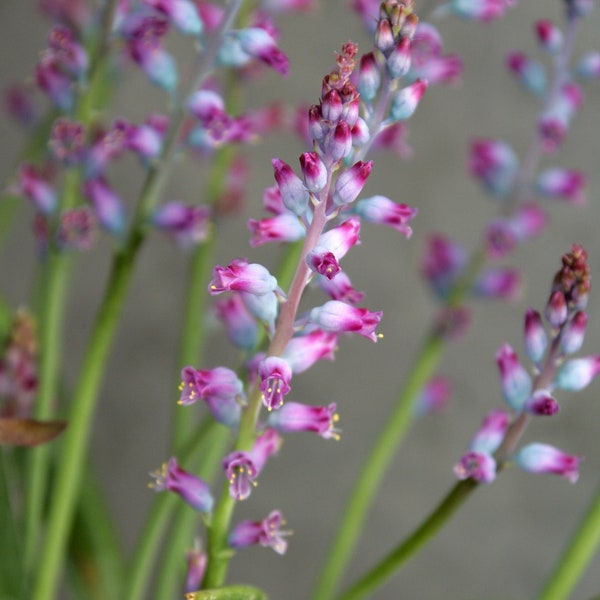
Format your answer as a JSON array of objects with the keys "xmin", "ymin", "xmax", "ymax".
[
  {"xmin": 124, "ymin": 419, "xmax": 229, "ymax": 600},
  {"xmin": 537, "ymin": 480, "xmax": 600, "ymax": 600},
  {"xmin": 312, "ymin": 329, "xmax": 445, "ymax": 600},
  {"xmin": 336, "ymin": 480, "xmax": 478, "ymax": 600},
  {"xmin": 0, "ymin": 448, "xmax": 26, "ymax": 600}
]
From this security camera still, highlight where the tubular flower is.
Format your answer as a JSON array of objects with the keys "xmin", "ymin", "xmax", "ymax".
[
  {"xmin": 11, "ymin": 164, "xmax": 57, "ymax": 215},
  {"xmin": 496, "ymin": 344, "xmax": 532, "ymax": 412},
  {"xmin": 149, "ymin": 457, "xmax": 213, "ymax": 512},
  {"xmin": 309, "ymin": 301, "xmax": 382, "ymax": 342},
  {"xmin": 229, "ymin": 510, "xmax": 290, "ymax": 555},
  {"xmin": 514, "ymin": 443, "xmax": 581, "ymax": 483},
  {"xmin": 82, "ymin": 177, "xmax": 126, "ymax": 237},
  {"xmin": 223, "ymin": 429, "xmax": 281, "ymax": 500},
  {"xmin": 152, "ymin": 202, "xmax": 211, "ymax": 249},
  {"xmin": 209, "ymin": 258, "xmax": 279, "ymax": 296},
  {"xmin": 267, "ymin": 401, "xmax": 340, "ymax": 439},
  {"xmin": 353, "ymin": 195, "xmax": 417, "ymax": 237},
  {"xmin": 178, "ymin": 366, "xmax": 243, "ymax": 428},
  {"xmin": 214, "ymin": 295, "xmax": 259, "ymax": 351},
  {"xmin": 454, "ymin": 451, "xmax": 497, "ymax": 484},
  {"xmin": 468, "ymin": 138, "xmax": 519, "ymax": 199},
  {"xmin": 258, "ymin": 356, "xmax": 292, "ymax": 411},
  {"xmin": 282, "ymin": 330, "xmax": 338, "ymax": 373}
]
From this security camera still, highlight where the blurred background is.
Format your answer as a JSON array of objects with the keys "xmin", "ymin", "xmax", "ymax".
[{"xmin": 2, "ymin": 1, "xmax": 600, "ymax": 598}]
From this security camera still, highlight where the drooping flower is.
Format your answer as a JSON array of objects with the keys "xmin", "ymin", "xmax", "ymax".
[
  {"xmin": 184, "ymin": 545, "xmax": 207, "ymax": 594},
  {"xmin": 309, "ymin": 301, "xmax": 382, "ymax": 342},
  {"xmin": 214, "ymin": 295, "xmax": 259, "ymax": 351},
  {"xmin": 514, "ymin": 443, "xmax": 581, "ymax": 483},
  {"xmin": 523, "ymin": 390, "xmax": 560, "ymax": 416},
  {"xmin": 82, "ymin": 177, "xmax": 126, "ymax": 237},
  {"xmin": 496, "ymin": 344, "xmax": 532, "ymax": 412},
  {"xmin": 282, "ymin": 330, "xmax": 338, "ymax": 373},
  {"xmin": 267, "ymin": 401, "xmax": 340, "ymax": 439},
  {"xmin": 229, "ymin": 510, "xmax": 290, "ymax": 554},
  {"xmin": 353, "ymin": 195, "xmax": 417, "ymax": 237},
  {"xmin": 554, "ymin": 355, "xmax": 600, "ymax": 392},
  {"xmin": 149, "ymin": 457, "xmax": 213, "ymax": 511},
  {"xmin": 258, "ymin": 356, "xmax": 292, "ymax": 411},
  {"xmin": 209, "ymin": 258, "xmax": 279, "ymax": 296},
  {"xmin": 506, "ymin": 51, "xmax": 547, "ymax": 97},
  {"xmin": 223, "ymin": 429, "xmax": 281, "ymax": 500},
  {"xmin": 178, "ymin": 366, "xmax": 244, "ymax": 428},
  {"xmin": 454, "ymin": 451, "xmax": 497, "ymax": 483},
  {"xmin": 468, "ymin": 138, "xmax": 519, "ymax": 199}
]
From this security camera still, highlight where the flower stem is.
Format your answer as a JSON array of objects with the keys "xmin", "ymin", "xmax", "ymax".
[
  {"xmin": 312, "ymin": 328, "xmax": 446, "ymax": 600},
  {"xmin": 336, "ymin": 479, "xmax": 478, "ymax": 600},
  {"xmin": 537, "ymin": 479, "xmax": 600, "ymax": 600}
]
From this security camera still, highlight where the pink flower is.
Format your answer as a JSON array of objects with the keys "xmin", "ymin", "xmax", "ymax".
[
  {"xmin": 229, "ymin": 510, "xmax": 290, "ymax": 554},
  {"xmin": 309, "ymin": 301, "xmax": 382, "ymax": 342},
  {"xmin": 515, "ymin": 443, "xmax": 581, "ymax": 483},
  {"xmin": 209, "ymin": 258, "xmax": 278, "ymax": 296}
]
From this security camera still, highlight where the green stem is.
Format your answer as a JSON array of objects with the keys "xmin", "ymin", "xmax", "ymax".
[
  {"xmin": 31, "ymin": 235, "xmax": 142, "ymax": 600},
  {"xmin": 124, "ymin": 419, "xmax": 230, "ymax": 600},
  {"xmin": 186, "ymin": 585, "xmax": 267, "ymax": 600},
  {"xmin": 538, "ymin": 479, "xmax": 600, "ymax": 600},
  {"xmin": 336, "ymin": 480, "xmax": 478, "ymax": 600},
  {"xmin": 312, "ymin": 330, "xmax": 445, "ymax": 600},
  {"xmin": 0, "ymin": 448, "xmax": 26, "ymax": 600}
]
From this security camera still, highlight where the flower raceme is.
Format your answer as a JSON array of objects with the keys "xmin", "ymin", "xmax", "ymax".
[{"xmin": 455, "ymin": 245, "xmax": 596, "ymax": 486}]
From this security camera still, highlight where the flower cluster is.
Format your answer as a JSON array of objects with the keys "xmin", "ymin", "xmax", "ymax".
[
  {"xmin": 454, "ymin": 244, "xmax": 594, "ymax": 484},
  {"xmin": 150, "ymin": 0, "xmax": 430, "ymax": 564}
]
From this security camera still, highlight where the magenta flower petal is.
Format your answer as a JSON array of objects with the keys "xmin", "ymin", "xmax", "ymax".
[
  {"xmin": 229, "ymin": 510, "xmax": 290, "ymax": 555},
  {"xmin": 515, "ymin": 443, "xmax": 581, "ymax": 483}
]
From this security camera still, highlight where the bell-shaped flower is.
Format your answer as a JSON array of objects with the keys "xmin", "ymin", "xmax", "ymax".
[
  {"xmin": 354, "ymin": 195, "xmax": 417, "ymax": 237},
  {"xmin": 560, "ymin": 311, "xmax": 587, "ymax": 355},
  {"xmin": 332, "ymin": 161, "xmax": 373, "ymax": 207},
  {"xmin": 324, "ymin": 121, "xmax": 353, "ymax": 162},
  {"xmin": 272, "ymin": 158, "xmax": 309, "ymax": 216},
  {"xmin": 538, "ymin": 82, "xmax": 582, "ymax": 153},
  {"xmin": 496, "ymin": 344, "xmax": 532, "ymax": 412},
  {"xmin": 514, "ymin": 443, "xmax": 581, "ymax": 483},
  {"xmin": 220, "ymin": 27, "xmax": 289, "ymax": 75},
  {"xmin": 267, "ymin": 401, "xmax": 340, "ymax": 439},
  {"xmin": 47, "ymin": 25, "xmax": 88, "ymax": 77},
  {"xmin": 306, "ymin": 218, "xmax": 361, "ymax": 280},
  {"xmin": 248, "ymin": 213, "xmax": 306, "ymax": 247},
  {"xmin": 209, "ymin": 258, "xmax": 278, "ymax": 296},
  {"xmin": 389, "ymin": 79, "xmax": 428, "ymax": 121},
  {"xmin": 454, "ymin": 451, "xmax": 497, "ymax": 484},
  {"xmin": 229, "ymin": 510, "xmax": 290, "ymax": 555},
  {"xmin": 523, "ymin": 390, "xmax": 560, "ymax": 416},
  {"xmin": 469, "ymin": 409, "xmax": 510, "ymax": 454},
  {"xmin": 524, "ymin": 308, "xmax": 548, "ymax": 364},
  {"xmin": 299, "ymin": 152, "xmax": 327, "ymax": 193},
  {"xmin": 178, "ymin": 366, "xmax": 243, "ymax": 428},
  {"xmin": 223, "ymin": 429, "xmax": 281, "ymax": 500},
  {"xmin": 554, "ymin": 355, "xmax": 600, "ymax": 392},
  {"xmin": 35, "ymin": 54, "xmax": 74, "ymax": 111},
  {"xmin": 545, "ymin": 291, "xmax": 568, "ymax": 328},
  {"xmin": 386, "ymin": 37, "xmax": 412, "ymax": 79},
  {"xmin": 309, "ymin": 300, "xmax": 382, "ymax": 342},
  {"xmin": 282, "ymin": 330, "xmax": 338, "ymax": 374},
  {"xmin": 258, "ymin": 356, "xmax": 292, "ymax": 411},
  {"xmin": 149, "ymin": 457, "xmax": 213, "ymax": 511},
  {"xmin": 357, "ymin": 52, "xmax": 381, "ymax": 101}
]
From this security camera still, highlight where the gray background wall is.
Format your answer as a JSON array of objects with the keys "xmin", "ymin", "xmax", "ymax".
[{"xmin": 2, "ymin": 1, "xmax": 600, "ymax": 598}]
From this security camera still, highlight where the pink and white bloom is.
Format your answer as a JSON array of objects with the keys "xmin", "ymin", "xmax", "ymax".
[
  {"xmin": 535, "ymin": 168, "xmax": 587, "ymax": 205},
  {"xmin": 309, "ymin": 301, "xmax": 382, "ymax": 342},
  {"xmin": 535, "ymin": 20, "xmax": 563, "ymax": 55},
  {"xmin": 468, "ymin": 409, "xmax": 510, "ymax": 455},
  {"xmin": 496, "ymin": 344, "xmax": 532, "ymax": 412},
  {"xmin": 209, "ymin": 258, "xmax": 278, "ymax": 296},
  {"xmin": 152, "ymin": 202, "xmax": 211, "ymax": 248},
  {"xmin": 317, "ymin": 271, "xmax": 364, "ymax": 305},
  {"xmin": 306, "ymin": 218, "xmax": 361, "ymax": 279},
  {"xmin": 282, "ymin": 330, "xmax": 338, "ymax": 373},
  {"xmin": 354, "ymin": 195, "xmax": 417, "ymax": 237},
  {"xmin": 389, "ymin": 79, "xmax": 428, "ymax": 121},
  {"xmin": 223, "ymin": 429, "xmax": 281, "ymax": 500},
  {"xmin": 82, "ymin": 177, "xmax": 126, "ymax": 237},
  {"xmin": 247, "ymin": 213, "xmax": 305, "ymax": 247},
  {"xmin": 272, "ymin": 158, "xmax": 309, "ymax": 215},
  {"xmin": 11, "ymin": 164, "xmax": 57, "ymax": 215},
  {"xmin": 214, "ymin": 295, "xmax": 259, "ymax": 351},
  {"xmin": 524, "ymin": 308, "xmax": 548, "ymax": 364},
  {"xmin": 267, "ymin": 401, "xmax": 340, "ymax": 439},
  {"xmin": 149, "ymin": 457, "xmax": 213, "ymax": 511},
  {"xmin": 523, "ymin": 390, "xmax": 560, "ymax": 416},
  {"xmin": 454, "ymin": 451, "xmax": 497, "ymax": 484},
  {"xmin": 229, "ymin": 510, "xmax": 290, "ymax": 555},
  {"xmin": 554, "ymin": 355, "xmax": 600, "ymax": 392},
  {"xmin": 332, "ymin": 161, "xmax": 373, "ymax": 207},
  {"xmin": 258, "ymin": 356, "xmax": 292, "ymax": 411},
  {"xmin": 514, "ymin": 443, "xmax": 581, "ymax": 483}
]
